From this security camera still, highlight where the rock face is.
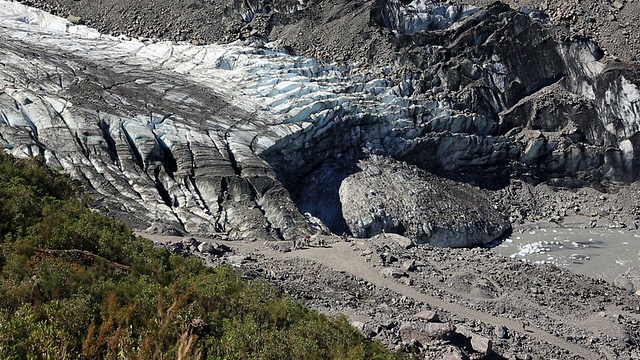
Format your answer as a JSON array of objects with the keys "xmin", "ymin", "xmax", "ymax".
[
  {"xmin": 3, "ymin": 1, "xmax": 640, "ymax": 245},
  {"xmin": 340, "ymin": 157, "xmax": 510, "ymax": 247}
]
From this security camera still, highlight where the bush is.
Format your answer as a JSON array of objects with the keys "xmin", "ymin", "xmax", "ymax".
[{"xmin": 0, "ymin": 153, "xmax": 399, "ymax": 359}]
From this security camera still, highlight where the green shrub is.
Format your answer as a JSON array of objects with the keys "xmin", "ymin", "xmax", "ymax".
[{"xmin": 0, "ymin": 153, "xmax": 399, "ymax": 359}]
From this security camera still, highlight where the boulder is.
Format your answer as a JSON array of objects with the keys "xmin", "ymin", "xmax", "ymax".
[
  {"xmin": 182, "ymin": 237, "xmax": 200, "ymax": 247},
  {"xmin": 438, "ymin": 345, "xmax": 466, "ymax": 360},
  {"xmin": 67, "ymin": 15, "xmax": 84, "ymax": 25},
  {"xmin": 392, "ymin": 234, "xmax": 415, "ymax": 249},
  {"xmin": 167, "ymin": 242, "xmax": 184, "ymax": 253},
  {"xmin": 380, "ymin": 268, "xmax": 407, "ymax": 278},
  {"xmin": 211, "ymin": 242, "xmax": 232, "ymax": 255},
  {"xmin": 614, "ymin": 267, "xmax": 640, "ymax": 293},
  {"xmin": 402, "ymin": 259, "xmax": 417, "ymax": 272},
  {"xmin": 351, "ymin": 321, "xmax": 375, "ymax": 338},
  {"xmin": 414, "ymin": 310, "xmax": 439, "ymax": 322},
  {"xmin": 226, "ymin": 255, "xmax": 253, "ymax": 265},
  {"xmin": 455, "ymin": 325, "xmax": 492, "ymax": 356},
  {"xmin": 197, "ymin": 242, "xmax": 215, "ymax": 254},
  {"xmin": 494, "ymin": 325, "xmax": 508, "ymax": 339},
  {"xmin": 275, "ymin": 242, "xmax": 293, "ymax": 253},
  {"xmin": 340, "ymin": 156, "xmax": 510, "ymax": 247},
  {"xmin": 399, "ymin": 321, "xmax": 455, "ymax": 344}
]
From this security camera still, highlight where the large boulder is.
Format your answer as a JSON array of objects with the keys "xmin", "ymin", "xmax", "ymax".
[
  {"xmin": 399, "ymin": 321, "xmax": 455, "ymax": 344},
  {"xmin": 455, "ymin": 325, "xmax": 493, "ymax": 356},
  {"xmin": 340, "ymin": 156, "xmax": 510, "ymax": 247}
]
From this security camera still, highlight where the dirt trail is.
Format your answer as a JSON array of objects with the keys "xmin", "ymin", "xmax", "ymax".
[{"xmin": 274, "ymin": 242, "xmax": 604, "ymax": 360}]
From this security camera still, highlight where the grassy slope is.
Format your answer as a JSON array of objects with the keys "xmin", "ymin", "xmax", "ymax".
[{"xmin": 0, "ymin": 153, "xmax": 399, "ymax": 360}]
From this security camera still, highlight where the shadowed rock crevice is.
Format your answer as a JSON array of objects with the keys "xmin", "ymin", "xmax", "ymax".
[
  {"xmin": 98, "ymin": 119, "xmax": 120, "ymax": 164},
  {"xmin": 285, "ymin": 151, "xmax": 361, "ymax": 235},
  {"xmin": 155, "ymin": 135, "xmax": 178, "ymax": 177},
  {"xmin": 120, "ymin": 122, "xmax": 146, "ymax": 170},
  {"xmin": 153, "ymin": 166, "xmax": 173, "ymax": 208}
]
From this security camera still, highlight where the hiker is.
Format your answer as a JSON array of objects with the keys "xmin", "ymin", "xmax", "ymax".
[{"xmin": 342, "ymin": 232, "xmax": 349, "ymax": 242}]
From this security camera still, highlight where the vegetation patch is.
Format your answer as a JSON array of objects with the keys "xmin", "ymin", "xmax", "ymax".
[{"xmin": 0, "ymin": 153, "xmax": 397, "ymax": 359}]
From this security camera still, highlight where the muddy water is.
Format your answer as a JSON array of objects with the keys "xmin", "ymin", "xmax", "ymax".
[{"xmin": 490, "ymin": 227, "xmax": 640, "ymax": 283}]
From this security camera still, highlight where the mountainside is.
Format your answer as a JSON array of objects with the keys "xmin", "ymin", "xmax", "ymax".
[
  {"xmin": 4, "ymin": 1, "xmax": 640, "ymax": 359},
  {"xmin": 3, "ymin": 0, "xmax": 640, "ymax": 246}
]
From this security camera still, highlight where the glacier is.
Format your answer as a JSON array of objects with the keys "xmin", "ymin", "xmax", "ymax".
[{"xmin": 2, "ymin": 1, "xmax": 640, "ymax": 246}]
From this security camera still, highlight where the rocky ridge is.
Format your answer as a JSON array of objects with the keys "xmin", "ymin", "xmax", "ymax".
[{"xmin": 455, "ymin": 0, "xmax": 640, "ymax": 64}]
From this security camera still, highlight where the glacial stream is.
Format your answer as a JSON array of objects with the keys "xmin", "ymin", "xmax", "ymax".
[{"xmin": 491, "ymin": 227, "xmax": 640, "ymax": 283}]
